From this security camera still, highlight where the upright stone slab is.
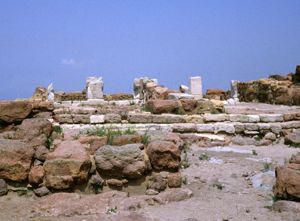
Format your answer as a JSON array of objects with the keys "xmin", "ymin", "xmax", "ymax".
[
  {"xmin": 86, "ymin": 77, "xmax": 103, "ymax": 99},
  {"xmin": 230, "ymin": 80, "xmax": 239, "ymax": 99},
  {"xmin": 189, "ymin": 76, "xmax": 203, "ymax": 99}
]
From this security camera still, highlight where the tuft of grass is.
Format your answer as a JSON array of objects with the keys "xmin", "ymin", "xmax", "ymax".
[
  {"xmin": 123, "ymin": 128, "xmax": 136, "ymax": 135},
  {"xmin": 199, "ymin": 153, "xmax": 210, "ymax": 161},
  {"xmin": 263, "ymin": 162, "xmax": 272, "ymax": 172},
  {"xmin": 252, "ymin": 150, "xmax": 258, "ymax": 156},
  {"xmin": 45, "ymin": 137, "xmax": 53, "ymax": 148},
  {"xmin": 182, "ymin": 176, "xmax": 188, "ymax": 185},
  {"xmin": 180, "ymin": 149, "xmax": 190, "ymax": 169},
  {"xmin": 141, "ymin": 131, "xmax": 151, "ymax": 145},
  {"xmin": 87, "ymin": 127, "xmax": 106, "ymax": 137},
  {"xmin": 106, "ymin": 206, "xmax": 117, "ymax": 214},
  {"xmin": 53, "ymin": 125, "xmax": 63, "ymax": 134}
]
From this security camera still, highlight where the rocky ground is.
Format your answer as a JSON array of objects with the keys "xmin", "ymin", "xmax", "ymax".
[{"xmin": 0, "ymin": 143, "xmax": 299, "ymax": 221}]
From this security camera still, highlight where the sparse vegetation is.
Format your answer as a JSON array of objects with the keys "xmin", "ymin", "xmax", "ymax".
[
  {"xmin": 252, "ymin": 150, "xmax": 258, "ymax": 156},
  {"xmin": 53, "ymin": 125, "xmax": 63, "ymax": 134},
  {"xmin": 106, "ymin": 206, "xmax": 118, "ymax": 214},
  {"xmin": 45, "ymin": 137, "xmax": 53, "ymax": 148},
  {"xmin": 263, "ymin": 162, "xmax": 273, "ymax": 172},
  {"xmin": 199, "ymin": 153, "xmax": 210, "ymax": 161},
  {"xmin": 141, "ymin": 131, "xmax": 151, "ymax": 145},
  {"xmin": 180, "ymin": 149, "xmax": 190, "ymax": 169}
]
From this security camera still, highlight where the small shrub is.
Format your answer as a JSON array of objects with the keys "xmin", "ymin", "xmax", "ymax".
[
  {"xmin": 53, "ymin": 125, "xmax": 63, "ymax": 134},
  {"xmin": 199, "ymin": 153, "xmax": 210, "ymax": 161},
  {"xmin": 106, "ymin": 206, "xmax": 117, "ymax": 214},
  {"xmin": 87, "ymin": 127, "xmax": 106, "ymax": 137},
  {"xmin": 45, "ymin": 137, "xmax": 53, "ymax": 148},
  {"xmin": 252, "ymin": 150, "xmax": 258, "ymax": 156},
  {"xmin": 263, "ymin": 162, "xmax": 272, "ymax": 171}
]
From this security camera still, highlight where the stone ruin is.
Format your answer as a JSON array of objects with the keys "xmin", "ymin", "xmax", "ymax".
[{"xmin": 1, "ymin": 67, "xmax": 300, "ymax": 219}]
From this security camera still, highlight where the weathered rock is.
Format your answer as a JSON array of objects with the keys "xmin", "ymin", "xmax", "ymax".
[
  {"xmin": 54, "ymin": 91, "xmax": 86, "ymax": 101},
  {"xmin": 0, "ymin": 101, "xmax": 32, "ymax": 123},
  {"xmin": 44, "ymin": 140, "xmax": 91, "ymax": 189},
  {"xmin": 128, "ymin": 113, "xmax": 152, "ymax": 123},
  {"xmin": 90, "ymin": 115, "xmax": 105, "ymax": 124},
  {"xmin": 168, "ymin": 93, "xmax": 194, "ymax": 100},
  {"xmin": 106, "ymin": 178, "xmax": 126, "ymax": 188},
  {"xmin": 148, "ymin": 172, "xmax": 168, "ymax": 192},
  {"xmin": 29, "ymin": 165, "xmax": 44, "ymax": 185},
  {"xmin": 112, "ymin": 134, "xmax": 142, "ymax": 146},
  {"xmin": 194, "ymin": 99, "xmax": 224, "ymax": 114},
  {"xmin": 205, "ymin": 89, "xmax": 228, "ymax": 100},
  {"xmin": 284, "ymin": 131, "xmax": 300, "ymax": 146},
  {"xmin": 148, "ymin": 132, "xmax": 184, "ymax": 149},
  {"xmin": 204, "ymin": 114, "xmax": 228, "ymax": 122},
  {"xmin": 95, "ymin": 144, "xmax": 149, "ymax": 179},
  {"xmin": 0, "ymin": 179, "xmax": 8, "ymax": 196},
  {"xmin": 78, "ymin": 135, "xmax": 108, "ymax": 154},
  {"xmin": 273, "ymin": 200, "xmax": 300, "ymax": 213},
  {"xmin": 105, "ymin": 93, "xmax": 133, "ymax": 101},
  {"xmin": 168, "ymin": 172, "xmax": 182, "ymax": 188},
  {"xmin": 34, "ymin": 145, "xmax": 50, "ymax": 161},
  {"xmin": 264, "ymin": 132, "xmax": 277, "ymax": 141},
  {"xmin": 104, "ymin": 113, "xmax": 122, "ymax": 123},
  {"xmin": 32, "ymin": 87, "xmax": 48, "ymax": 101},
  {"xmin": 15, "ymin": 118, "xmax": 53, "ymax": 147},
  {"xmin": 146, "ymin": 100, "xmax": 180, "ymax": 114},
  {"xmin": 152, "ymin": 114, "xmax": 186, "ymax": 123},
  {"xmin": 180, "ymin": 99, "xmax": 198, "ymax": 112},
  {"xmin": 0, "ymin": 139, "xmax": 34, "ymax": 181},
  {"xmin": 86, "ymin": 174, "xmax": 104, "ymax": 194},
  {"xmin": 146, "ymin": 140, "xmax": 181, "ymax": 171},
  {"xmin": 274, "ymin": 164, "xmax": 300, "ymax": 200},
  {"xmin": 34, "ymin": 186, "xmax": 50, "ymax": 197}
]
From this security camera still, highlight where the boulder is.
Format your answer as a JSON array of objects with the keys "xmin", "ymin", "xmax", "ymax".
[
  {"xmin": 15, "ymin": 118, "xmax": 53, "ymax": 148},
  {"xmin": 180, "ymin": 99, "xmax": 198, "ymax": 112},
  {"xmin": 78, "ymin": 136, "xmax": 108, "ymax": 154},
  {"xmin": 168, "ymin": 172, "xmax": 182, "ymax": 188},
  {"xmin": 274, "ymin": 163, "xmax": 300, "ymax": 200},
  {"xmin": 205, "ymin": 89, "xmax": 228, "ymax": 100},
  {"xmin": 29, "ymin": 165, "xmax": 44, "ymax": 185},
  {"xmin": 32, "ymin": 87, "xmax": 48, "ymax": 101},
  {"xmin": 284, "ymin": 131, "xmax": 300, "ymax": 147},
  {"xmin": 34, "ymin": 186, "xmax": 50, "ymax": 197},
  {"xmin": 95, "ymin": 144, "xmax": 149, "ymax": 179},
  {"xmin": 147, "ymin": 172, "xmax": 168, "ymax": 192},
  {"xmin": 34, "ymin": 145, "xmax": 50, "ymax": 161},
  {"xmin": 146, "ymin": 100, "xmax": 180, "ymax": 114},
  {"xmin": 0, "ymin": 179, "xmax": 8, "ymax": 196},
  {"xmin": 0, "ymin": 101, "xmax": 32, "ymax": 123},
  {"xmin": 146, "ymin": 140, "xmax": 181, "ymax": 171},
  {"xmin": 0, "ymin": 139, "xmax": 34, "ymax": 181},
  {"xmin": 44, "ymin": 140, "xmax": 91, "ymax": 189}
]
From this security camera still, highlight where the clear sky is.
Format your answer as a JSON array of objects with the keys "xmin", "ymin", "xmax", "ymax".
[{"xmin": 0, "ymin": 0, "xmax": 300, "ymax": 99}]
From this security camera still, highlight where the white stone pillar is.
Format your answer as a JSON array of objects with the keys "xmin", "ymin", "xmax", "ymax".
[
  {"xmin": 230, "ymin": 80, "xmax": 239, "ymax": 99},
  {"xmin": 189, "ymin": 76, "xmax": 203, "ymax": 99},
  {"xmin": 86, "ymin": 77, "xmax": 104, "ymax": 99}
]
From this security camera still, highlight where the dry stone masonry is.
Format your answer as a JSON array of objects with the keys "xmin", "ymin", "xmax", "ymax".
[{"xmin": 0, "ymin": 68, "xmax": 300, "ymax": 218}]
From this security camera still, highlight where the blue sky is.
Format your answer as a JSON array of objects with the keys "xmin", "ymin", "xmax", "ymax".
[{"xmin": 0, "ymin": 0, "xmax": 299, "ymax": 99}]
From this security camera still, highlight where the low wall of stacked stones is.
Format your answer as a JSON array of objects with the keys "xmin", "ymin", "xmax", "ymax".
[{"xmin": 53, "ymin": 100, "xmax": 300, "ymax": 147}]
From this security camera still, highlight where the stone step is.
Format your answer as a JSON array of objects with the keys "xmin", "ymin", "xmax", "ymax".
[{"xmin": 60, "ymin": 121, "xmax": 300, "ymax": 137}]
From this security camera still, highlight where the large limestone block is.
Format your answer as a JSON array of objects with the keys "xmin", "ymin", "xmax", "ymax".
[
  {"xmin": 0, "ymin": 139, "xmax": 34, "ymax": 181},
  {"xmin": 95, "ymin": 144, "xmax": 149, "ymax": 179},
  {"xmin": 44, "ymin": 141, "xmax": 91, "ymax": 189},
  {"xmin": 274, "ymin": 163, "xmax": 300, "ymax": 200},
  {"xmin": 0, "ymin": 101, "xmax": 32, "ymax": 123},
  {"xmin": 146, "ymin": 100, "xmax": 180, "ymax": 114},
  {"xmin": 146, "ymin": 140, "xmax": 181, "ymax": 171}
]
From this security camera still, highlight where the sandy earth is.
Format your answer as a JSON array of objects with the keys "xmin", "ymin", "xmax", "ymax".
[{"xmin": 0, "ymin": 144, "xmax": 300, "ymax": 221}]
